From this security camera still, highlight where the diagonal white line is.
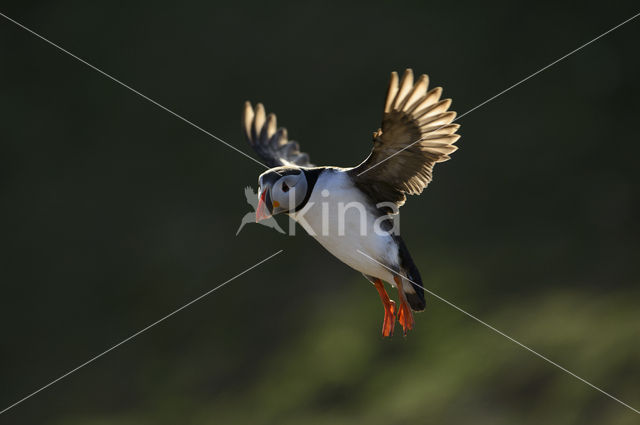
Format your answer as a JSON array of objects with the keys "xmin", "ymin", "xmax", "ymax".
[
  {"xmin": 0, "ymin": 249, "xmax": 284, "ymax": 416},
  {"xmin": 356, "ymin": 249, "xmax": 640, "ymax": 415},
  {"xmin": 357, "ymin": 11, "xmax": 640, "ymax": 176},
  {"xmin": 0, "ymin": 11, "xmax": 271, "ymax": 171}
]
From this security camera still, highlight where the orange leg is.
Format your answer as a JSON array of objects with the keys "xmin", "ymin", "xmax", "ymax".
[
  {"xmin": 372, "ymin": 278, "xmax": 396, "ymax": 337},
  {"xmin": 394, "ymin": 276, "xmax": 414, "ymax": 335}
]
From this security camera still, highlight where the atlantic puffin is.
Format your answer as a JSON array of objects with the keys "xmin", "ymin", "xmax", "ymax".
[{"xmin": 242, "ymin": 69, "xmax": 460, "ymax": 336}]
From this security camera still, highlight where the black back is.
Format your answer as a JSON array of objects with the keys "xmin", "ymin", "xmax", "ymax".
[{"xmin": 394, "ymin": 235, "xmax": 426, "ymax": 311}]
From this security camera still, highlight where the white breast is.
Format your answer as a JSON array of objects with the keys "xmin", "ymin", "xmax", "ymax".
[{"xmin": 289, "ymin": 169, "xmax": 399, "ymax": 284}]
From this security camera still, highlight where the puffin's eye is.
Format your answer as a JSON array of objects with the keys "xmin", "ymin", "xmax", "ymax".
[{"xmin": 282, "ymin": 182, "xmax": 289, "ymax": 192}]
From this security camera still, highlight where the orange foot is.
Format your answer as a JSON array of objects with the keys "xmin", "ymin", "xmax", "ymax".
[
  {"xmin": 373, "ymin": 278, "xmax": 396, "ymax": 338},
  {"xmin": 393, "ymin": 276, "xmax": 415, "ymax": 336},
  {"xmin": 382, "ymin": 299, "xmax": 396, "ymax": 337},
  {"xmin": 397, "ymin": 300, "xmax": 415, "ymax": 336}
]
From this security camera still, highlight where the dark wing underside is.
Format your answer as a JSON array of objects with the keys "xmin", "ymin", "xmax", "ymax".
[
  {"xmin": 349, "ymin": 69, "xmax": 460, "ymax": 207},
  {"xmin": 242, "ymin": 102, "xmax": 313, "ymax": 168}
]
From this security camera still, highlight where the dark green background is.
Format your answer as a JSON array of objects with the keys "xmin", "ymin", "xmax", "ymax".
[{"xmin": 1, "ymin": 1, "xmax": 639, "ymax": 424}]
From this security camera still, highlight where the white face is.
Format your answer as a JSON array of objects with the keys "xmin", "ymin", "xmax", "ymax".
[{"xmin": 258, "ymin": 168, "xmax": 308, "ymax": 215}]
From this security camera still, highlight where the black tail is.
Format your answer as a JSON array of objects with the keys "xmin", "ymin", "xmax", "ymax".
[{"xmin": 395, "ymin": 235, "xmax": 426, "ymax": 311}]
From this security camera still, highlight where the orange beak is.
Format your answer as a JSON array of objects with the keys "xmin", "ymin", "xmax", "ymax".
[{"xmin": 256, "ymin": 189, "xmax": 272, "ymax": 222}]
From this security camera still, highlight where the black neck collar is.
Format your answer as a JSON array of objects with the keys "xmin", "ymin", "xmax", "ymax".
[{"xmin": 293, "ymin": 167, "xmax": 324, "ymax": 212}]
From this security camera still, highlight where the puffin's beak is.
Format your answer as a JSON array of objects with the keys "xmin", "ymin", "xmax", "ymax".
[{"xmin": 256, "ymin": 188, "xmax": 272, "ymax": 222}]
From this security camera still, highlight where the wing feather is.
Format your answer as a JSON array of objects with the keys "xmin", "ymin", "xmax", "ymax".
[
  {"xmin": 393, "ymin": 69, "xmax": 414, "ymax": 110},
  {"xmin": 409, "ymin": 87, "xmax": 443, "ymax": 115},
  {"xmin": 242, "ymin": 102, "xmax": 313, "ymax": 168},
  {"xmin": 383, "ymin": 72, "xmax": 399, "ymax": 114},
  {"xmin": 400, "ymin": 74, "xmax": 429, "ymax": 112},
  {"xmin": 349, "ymin": 69, "xmax": 461, "ymax": 208}
]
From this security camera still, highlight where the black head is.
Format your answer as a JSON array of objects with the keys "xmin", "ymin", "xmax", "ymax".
[{"xmin": 255, "ymin": 166, "xmax": 309, "ymax": 221}]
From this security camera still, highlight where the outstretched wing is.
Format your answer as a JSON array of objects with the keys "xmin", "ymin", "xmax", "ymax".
[
  {"xmin": 242, "ymin": 102, "xmax": 313, "ymax": 168},
  {"xmin": 349, "ymin": 69, "xmax": 460, "ymax": 207}
]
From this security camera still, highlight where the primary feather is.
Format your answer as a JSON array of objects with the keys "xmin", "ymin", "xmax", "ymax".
[
  {"xmin": 242, "ymin": 102, "xmax": 313, "ymax": 168},
  {"xmin": 349, "ymin": 69, "xmax": 460, "ymax": 207}
]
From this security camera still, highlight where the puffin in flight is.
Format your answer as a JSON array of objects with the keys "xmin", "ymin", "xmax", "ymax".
[{"xmin": 242, "ymin": 69, "xmax": 460, "ymax": 337}]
